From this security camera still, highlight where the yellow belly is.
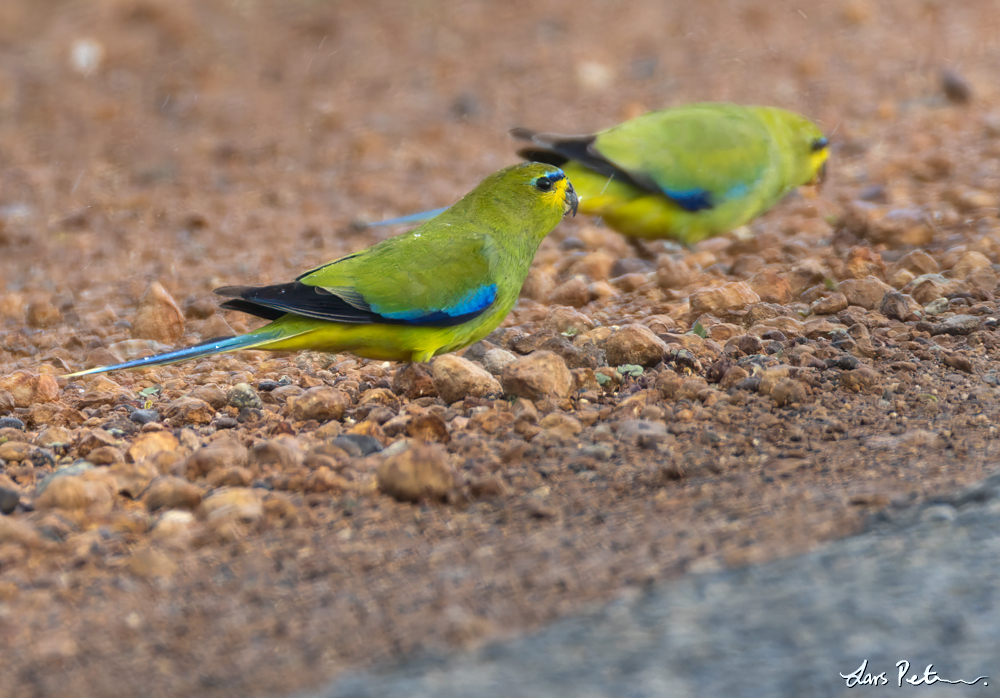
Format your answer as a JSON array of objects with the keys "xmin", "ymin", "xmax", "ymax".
[
  {"xmin": 567, "ymin": 163, "xmax": 770, "ymax": 245},
  {"xmin": 253, "ymin": 312, "xmax": 500, "ymax": 363}
]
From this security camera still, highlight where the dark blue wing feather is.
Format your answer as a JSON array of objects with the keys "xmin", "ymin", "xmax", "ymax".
[{"xmin": 216, "ymin": 281, "xmax": 497, "ymax": 328}]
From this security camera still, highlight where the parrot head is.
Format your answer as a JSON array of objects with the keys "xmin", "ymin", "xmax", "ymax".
[
  {"xmin": 528, "ymin": 165, "xmax": 579, "ymax": 218},
  {"xmin": 796, "ymin": 118, "xmax": 830, "ymax": 187},
  {"xmin": 759, "ymin": 108, "xmax": 831, "ymax": 191}
]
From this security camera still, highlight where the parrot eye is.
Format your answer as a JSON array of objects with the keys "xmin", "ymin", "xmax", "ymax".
[
  {"xmin": 532, "ymin": 172, "xmax": 563, "ymax": 192},
  {"xmin": 811, "ymin": 136, "xmax": 829, "ymax": 152}
]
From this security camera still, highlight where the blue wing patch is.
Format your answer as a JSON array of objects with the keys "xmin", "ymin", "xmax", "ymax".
[
  {"xmin": 663, "ymin": 188, "xmax": 715, "ymax": 212},
  {"xmin": 373, "ymin": 284, "xmax": 497, "ymax": 325},
  {"xmin": 664, "ymin": 182, "xmax": 755, "ymax": 212}
]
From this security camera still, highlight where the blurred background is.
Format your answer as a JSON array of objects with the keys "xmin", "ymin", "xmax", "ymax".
[{"xmin": 1, "ymin": 0, "xmax": 997, "ymax": 322}]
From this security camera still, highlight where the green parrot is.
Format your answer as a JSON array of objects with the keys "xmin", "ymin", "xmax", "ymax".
[
  {"xmin": 67, "ymin": 162, "xmax": 578, "ymax": 377},
  {"xmin": 512, "ymin": 103, "xmax": 829, "ymax": 244}
]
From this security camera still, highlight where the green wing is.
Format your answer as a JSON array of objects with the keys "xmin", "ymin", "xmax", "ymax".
[
  {"xmin": 298, "ymin": 226, "xmax": 500, "ymax": 326},
  {"xmin": 217, "ymin": 229, "xmax": 499, "ymax": 327},
  {"xmin": 592, "ymin": 104, "xmax": 775, "ymax": 211}
]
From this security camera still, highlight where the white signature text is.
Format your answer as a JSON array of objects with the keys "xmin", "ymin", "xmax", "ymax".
[{"xmin": 840, "ymin": 659, "xmax": 988, "ymax": 688}]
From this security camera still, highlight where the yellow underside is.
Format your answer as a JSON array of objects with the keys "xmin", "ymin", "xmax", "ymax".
[
  {"xmin": 567, "ymin": 164, "xmax": 776, "ymax": 245},
  {"xmin": 251, "ymin": 313, "xmax": 499, "ymax": 363}
]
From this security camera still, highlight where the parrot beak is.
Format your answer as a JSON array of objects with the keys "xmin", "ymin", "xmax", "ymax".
[{"xmin": 564, "ymin": 181, "xmax": 579, "ymax": 217}]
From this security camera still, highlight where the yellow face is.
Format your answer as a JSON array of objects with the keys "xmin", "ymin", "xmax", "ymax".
[
  {"xmin": 773, "ymin": 110, "xmax": 830, "ymax": 188},
  {"xmin": 526, "ymin": 165, "xmax": 580, "ymax": 219},
  {"xmin": 807, "ymin": 135, "xmax": 830, "ymax": 186}
]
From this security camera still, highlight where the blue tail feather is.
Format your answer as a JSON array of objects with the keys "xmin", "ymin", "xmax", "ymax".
[{"xmin": 65, "ymin": 330, "xmax": 281, "ymax": 377}]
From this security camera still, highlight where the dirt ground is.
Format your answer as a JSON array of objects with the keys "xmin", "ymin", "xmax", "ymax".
[{"xmin": 2, "ymin": 0, "xmax": 1000, "ymax": 696}]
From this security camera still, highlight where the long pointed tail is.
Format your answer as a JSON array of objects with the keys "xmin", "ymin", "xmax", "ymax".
[{"xmin": 65, "ymin": 329, "xmax": 284, "ymax": 378}]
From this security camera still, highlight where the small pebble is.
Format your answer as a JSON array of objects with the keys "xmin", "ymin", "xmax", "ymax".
[
  {"xmin": 940, "ymin": 68, "xmax": 972, "ymax": 105},
  {"xmin": 482, "ymin": 348, "xmax": 518, "ymax": 375},
  {"xmin": 145, "ymin": 476, "xmax": 204, "ymax": 511},
  {"xmin": 129, "ymin": 409, "xmax": 161, "ymax": 425},
  {"xmin": 131, "ymin": 281, "xmax": 185, "ymax": 343},
  {"xmin": 333, "ymin": 433, "xmax": 383, "ymax": 456},
  {"xmin": 604, "ymin": 324, "xmax": 668, "ymax": 368},
  {"xmin": 377, "ymin": 443, "xmax": 455, "ymax": 503},
  {"xmin": 689, "ymin": 282, "xmax": 759, "ymax": 315},
  {"xmin": 163, "ymin": 396, "xmax": 215, "ymax": 425},
  {"xmin": 432, "ymin": 355, "xmax": 502, "ymax": 403},
  {"xmin": 227, "ymin": 382, "xmax": 263, "ymax": 410},
  {"xmin": 0, "ymin": 487, "xmax": 19, "ymax": 515},
  {"xmin": 501, "ymin": 351, "xmax": 573, "ymax": 400},
  {"xmin": 287, "ymin": 386, "xmax": 349, "ymax": 422}
]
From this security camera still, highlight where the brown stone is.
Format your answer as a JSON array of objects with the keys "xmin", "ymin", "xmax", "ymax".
[
  {"xmin": 286, "ymin": 386, "xmax": 349, "ymax": 422},
  {"xmin": 109, "ymin": 460, "xmax": 159, "ymax": 498},
  {"xmin": 187, "ymin": 384, "xmax": 228, "ymax": 410},
  {"xmin": 432, "ymin": 355, "xmax": 502, "ymax": 403},
  {"xmin": 840, "ymin": 366, "xmax": 882, "ymax": 393},
  {"xmin": 0, "ymin": 441, "xmax": 32, "ymax": 462},
  {"xmin": 199, "ymin": 487, "xmax": 264, "ymax": 527},
  {"xmin": 185, "ymin": 439, "xmax": 247, "ymax": 479},
  {"xmin": 604, "ymin": 324, "xmax": 668, "ymax": 368},
  {"xmin": 844, "ymin": 246, "xmax": 886, "ymax": 280},
  {"xmin": 501, "ymin": 351, "xmax": 573, "ymax": 400},
  {"xmin": 838, "ymin": 276, "xmax": 892, "ymax": 310},
  {"xmin": 163, "ymin": 396, "xmax": 215, "ymax": 425},
  {"xmin": 376, "ymin": 443, "xmax": 455, "ymax": 503},
  {"xmin": 248, "ymin": 437, "xmax": 303, "ymax": 470},
  {"xmin": 131, "ymin": 281, "xmax": 185, "ymax": 343},
  {"xmin": 26, "ymin": 299, "xmax": 61, "ymax": 328},
  {"xmin": 656, "ymin": 255, "xmax": 694, "ymax": 290},
  {"xmin": 407, "ymin": 410, "xmax": 451, "ymax": 443},
  {"xmin": 747, "ymin": 270, "xmax": 793, "ymax": 304},
  {"xmin": 0, "ymin": 371, "xmax": 59, "ymax": 408},
  {"xmin": 810, "ymin": 293, "xmax": 848, "ymax": 315},
  {"xmin": 392, "ymin": 362, "xmax": 437, "ymax": 398},
  {"xmin": 35, "ymin": 475, "xmax": 114, "ymax": 513},
  {"xmin": 771, "ymin": 378, "xmax": 810, "ymax": 407},
  {"xmin": 145, "ymin": 476, "xmax": 203, "ymax": 511},
  {"xmin": 547, "ymin": 276, "xmax": 590, "ymax": 308},
  {"xmin": 689, "ymin": 282, "xmax": 760, "ymax": 316},
  {"xmin": 76, "ymin": 429, "xmax": 118, "ymax": 457},
  {"xmin": 127, "ymin": 431, "xmax": 180, "ymax": 463},
  {"xmin": 902, "ymin": 274, "xmax": 965, "ymax": 305}
]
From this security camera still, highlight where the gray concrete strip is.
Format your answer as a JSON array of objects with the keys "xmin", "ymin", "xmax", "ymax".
[{"xmin": 306, "ymin": 472, "xmax": 1000, "ymax": 698}]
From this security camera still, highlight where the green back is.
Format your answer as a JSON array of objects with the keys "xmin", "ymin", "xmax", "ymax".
[
  {"xmin": 299, "ymin": 163, "xmax": 569, "ymax": 319},
  {"xmin": 593, "ymin": 103, "xmax": 822, "ymax": 205}
]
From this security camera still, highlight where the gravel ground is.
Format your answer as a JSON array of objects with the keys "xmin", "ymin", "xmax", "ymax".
[{"xmin": 318, "ymin": 471, "xmax": 1000, "ymax": 698}]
